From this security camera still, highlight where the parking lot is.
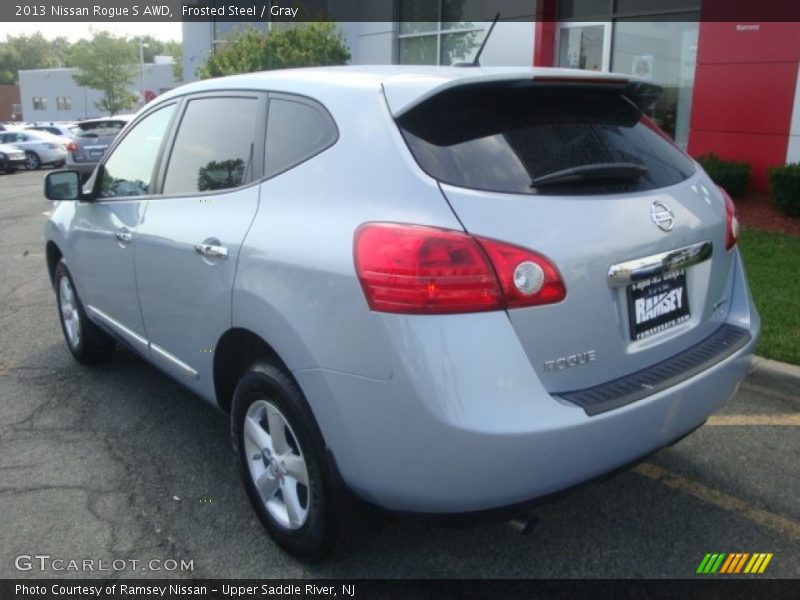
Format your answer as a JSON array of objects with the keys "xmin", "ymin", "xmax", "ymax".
[{"xmin": 0, "ymin": 168, "xmax": 798, "ymax": 579}]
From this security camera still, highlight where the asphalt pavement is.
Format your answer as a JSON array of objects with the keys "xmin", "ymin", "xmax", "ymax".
[{"xmin": 1, "ymin": 169, "xmax": 798, "ymax": 579}]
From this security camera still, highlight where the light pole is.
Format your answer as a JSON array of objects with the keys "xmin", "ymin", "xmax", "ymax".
[{"xmin": 139, "ymin": 38, "xmax": 149, "ymax": 106}]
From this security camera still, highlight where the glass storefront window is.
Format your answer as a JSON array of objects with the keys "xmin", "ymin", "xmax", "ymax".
[
  {"xmin": 558, "ymin": 25, "xmax": 606, "ymax": 71},
  {"xmin": 611, "ymin": 18, "xmax": 699, "ymax": 148},
  {"xmin": 615, "ymin": 0, "xmax": 700, "ymax": 14},
  {"xmin": 558, "ymin": 0, "xmax": 613, "ymax": 19},
  {"xmin": 398, "ymin": 35, "xmax": 438, "ymax": 64},
  {"xmin": 398, "ymin": 0, "xmax": 437, "ymax": 35},
  {"xmin": 397, "ymin": 0, "xmax": 483, "ymax": 65}
]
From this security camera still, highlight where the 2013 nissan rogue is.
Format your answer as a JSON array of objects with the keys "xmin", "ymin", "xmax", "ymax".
[{"xmin": 43, "ymin": 66, "xmax": 760, "ymax": 560}]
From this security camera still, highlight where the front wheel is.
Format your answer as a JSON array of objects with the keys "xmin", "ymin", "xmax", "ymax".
[
  {"xmin": 54, "ymin": 260, "xmax": 115, "ymax": 364},
  {"xmin": 232, "ymin": 362, "xmax": 337, "ymax": 561}
]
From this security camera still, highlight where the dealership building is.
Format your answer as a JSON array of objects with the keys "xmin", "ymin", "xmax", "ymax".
[{"xmin": 182, "ymin": 1, "xmax": 800, "ymax": 192}]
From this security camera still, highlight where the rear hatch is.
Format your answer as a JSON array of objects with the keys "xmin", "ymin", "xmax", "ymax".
[
  {"xmin": 72, "ymin": 120, "xmax": 127, "ymax": 162},
  {"xmin": 392, "ymin": 75, "xmax": 736, "ymax": 392}
]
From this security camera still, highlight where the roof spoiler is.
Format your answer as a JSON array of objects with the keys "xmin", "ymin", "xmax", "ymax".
[{"xmin": 386, "ymin": 72, "xmax": 663, "ymax": 117}]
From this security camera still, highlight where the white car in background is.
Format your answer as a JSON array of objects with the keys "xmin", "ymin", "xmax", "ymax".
[
  {"xmin": 26, "ymin": 124, "xmax": 78, "ymax": 139},
  {"xmin": 0, "ymin": 129, "xmax": 67, "ymax": 170}
]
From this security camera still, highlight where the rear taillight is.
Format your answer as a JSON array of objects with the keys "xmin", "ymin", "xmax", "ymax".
[
  {"xmin": 719, "ymin": 186, "xmax": 739, "ymax": 251},
  {"xmin": 475, "ymin": 235, "xmax": 567, "ymax": 308},
  {"xmin": 65, "ymin": 141, "xmax": 77, "ymax": 152},
  {"xmin": 354, "ymin": 223, "xmax": 565, "ymax": 314}
]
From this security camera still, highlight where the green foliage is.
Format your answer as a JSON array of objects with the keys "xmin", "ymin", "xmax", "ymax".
[
  {"xmin": 738, "ymin": 227, "xmax": 800, "ymax": 364},
  {"xmin": 696, "ymin": 153, "xmax": 751, "ymax": 198},
  {"xmin": 0, "ymin": 32, "xmax": 183, "ymax": 89},
  {"xmin": 0, "ymin": 33, "xmax": 69, "ymax": 84},
  {"xmin": 69, "ymin": 32, "xmax": 138, "ymax": 115},
  {"xmin": 198, "ymin": 23, "xmax": 350, "ymax": 79},
  {"xmin": 768, "ymin": 163, "xmax": 800, "ymax": 218}
]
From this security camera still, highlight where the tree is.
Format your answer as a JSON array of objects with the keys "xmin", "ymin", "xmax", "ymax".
[
  {"xmin": 0, "ymin": 33, "xmax": 70, "ymax": 84},
  {"xmin": 69, "ymin": 32, "xmax": 138, "ymax": 115},
  {"xmin": 198, "ymin": 22, "xmax": 350, "ymax": 79}
]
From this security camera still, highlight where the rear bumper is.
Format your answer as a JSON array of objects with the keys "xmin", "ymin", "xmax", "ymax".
[
  {"xmin": 66, "ymin": 157, "xmax": 97, "ymax": 176},
  {"xmin": 294, "ymin": 251, "xmax": 759, "ymax": 513},
  {"xmin": 39, "ymin": 148, "xmax": 67, "ymax": 165}
]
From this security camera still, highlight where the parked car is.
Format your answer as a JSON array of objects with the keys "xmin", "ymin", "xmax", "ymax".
[
  {"xmin": 0, "ymin": 129, "xmax": 66, "ymax": 170},
  {"xmin": 0, "ymin": 142, "xmax": 26, "ymax": 173},
  {"xmin": 43, "ymin": 66, "xmax": 760, "ymax": 560},
  {"xmin": 26, "ymin": 124, "xmax": 77, "ymax": 139},
  {"xmin": 66, "ymin": 116, "xmax": 132, "ymax": 180}
]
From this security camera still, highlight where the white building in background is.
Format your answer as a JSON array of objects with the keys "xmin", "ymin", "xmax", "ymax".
[{"xmin": 18, "ymin": 61, "xmax": 177, "ymax": 122}]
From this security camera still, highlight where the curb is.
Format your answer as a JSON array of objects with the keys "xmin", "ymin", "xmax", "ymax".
[{"xmin": 747, "ymin": 356, "xmax": 800, "ymax": 400}]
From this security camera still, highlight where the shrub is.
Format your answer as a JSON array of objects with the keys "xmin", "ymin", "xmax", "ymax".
[
  {"xmin": 768, "ymin": 163, "xmax": 800, "ymax": 218},
  {"xmin": 198, "ymin": 23, "xmax": 350, "ymax": 79},
  {"xmin": 695, "ymin": 153, "xmax": 751, "ymax": 198}
]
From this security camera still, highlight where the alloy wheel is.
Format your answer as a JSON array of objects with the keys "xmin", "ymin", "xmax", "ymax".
[
  {"xmin": 58, "ymin": 275, "xmax": 81, "ymax": 349},
  {"xmin": 244, "ymin": 399, "xmax": 311, "ymax": 530}
]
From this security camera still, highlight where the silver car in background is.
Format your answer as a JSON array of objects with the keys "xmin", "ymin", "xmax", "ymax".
[
  {"xmin": 0, "ymin": 129, "xmax": 67, "ymax": 170},
  {"xmin": 0, "ymin": 142, "xmax": 27, "ymax": 173},
  {"xmin": 66, "ymin": 115, "xmax": 132, "ymax": 180},
  {"xmin": 43, "ymin": 66, "xmax": 759, "ymax": 560},
  {"xmin": 26, "ymin": 123, "xmax": 78, "ymax": 139}
]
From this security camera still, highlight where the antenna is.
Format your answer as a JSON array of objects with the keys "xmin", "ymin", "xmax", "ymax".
[{"xmin": 453, "ymin": 13, "xmax": 501, "ymax": 67}]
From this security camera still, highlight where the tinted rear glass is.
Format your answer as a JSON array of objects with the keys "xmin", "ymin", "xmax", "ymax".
[
  {"xmin": 75, "ymin": 121, "xmax": 126, "ymax": 137},
  {"xmin": 397, "ymin": 85, "xmax": 695, "ymax": 195}
]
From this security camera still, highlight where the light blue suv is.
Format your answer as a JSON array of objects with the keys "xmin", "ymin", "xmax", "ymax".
[{"xmin": 43, "ymin": 66, "xmax": 759, "ymax": 560}]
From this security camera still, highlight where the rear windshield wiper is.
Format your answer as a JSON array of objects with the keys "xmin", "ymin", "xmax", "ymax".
[{"xmin": 531, "ymin": 162, "xmax": 648, "ymax": 187}]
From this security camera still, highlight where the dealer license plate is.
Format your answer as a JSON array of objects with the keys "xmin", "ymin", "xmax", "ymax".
[{"xmin": 627, "ymin": 270, "xmax": 690, "ymax": 340}]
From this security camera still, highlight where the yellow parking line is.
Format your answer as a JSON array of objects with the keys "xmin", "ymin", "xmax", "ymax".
[
  {"xmin": 707, "ymin": 414, "xmax": 800, "ymax": 426},
  {"xmin": 633, "ymin": 462, "xmax": 800, "ymax": 542}
]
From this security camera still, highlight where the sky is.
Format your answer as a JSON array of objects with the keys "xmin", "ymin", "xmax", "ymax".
[{"xmin": 0, "ymin": 21, "xmax": 182, "ymax": 42}]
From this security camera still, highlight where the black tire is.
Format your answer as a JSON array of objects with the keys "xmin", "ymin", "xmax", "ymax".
[
  {"xmin": 232, "ymin": 362, "xmax": 337, "ymax": 561},
  {"xmin": 4, "ymin": 169, "xmax": 15, "ymax": 174},
  {"xmin": 54, "ymin": 260, "xmax": 115, "ymax": 364},
  {"xmin": 24, "ymin": 151, "xmax": 41, "ymax": 170}
]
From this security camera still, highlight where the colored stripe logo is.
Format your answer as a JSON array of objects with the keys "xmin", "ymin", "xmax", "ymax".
[{"xmin": 696, "ymin": 553, "xmax": 773, "ymax": 574}]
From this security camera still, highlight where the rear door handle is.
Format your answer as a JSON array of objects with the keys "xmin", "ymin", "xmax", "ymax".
[
  {"xmin": 115, "ymin": 228, "xmax": 133, "ymax": 243},
  {"xmin": 194, "ymin": 243, "xmax": 228, "ymax": 259}
]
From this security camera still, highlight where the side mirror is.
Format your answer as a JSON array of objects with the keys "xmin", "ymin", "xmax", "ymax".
[{"xmin": 44, "ymin": 170, "xmax": 82, "ymax": 201}]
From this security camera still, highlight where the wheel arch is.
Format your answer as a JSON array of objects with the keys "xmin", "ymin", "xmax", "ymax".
[
  {"xmin": 213, "ymin": 327, "xmax": 295, "ymax": 415},
  {"xmin": 45, "ymin": 241, "xmax": 63, "ymax": 288}
]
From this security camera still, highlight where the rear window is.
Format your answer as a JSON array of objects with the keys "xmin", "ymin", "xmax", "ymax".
[
  {"xmin": 74, "ymin": 121, "xmax": 126, "ymax": 137},
  {"xmin": 397, "ymin": 85, "xmax": 695, "ymax": 195}
]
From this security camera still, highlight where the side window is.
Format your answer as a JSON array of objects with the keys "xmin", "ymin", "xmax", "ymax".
[
  {"xmin": 265, "ymin": 97, "xmax": 336, "ymax": 178},
  {"xmin": 97, "ymin": 104, "xmax": 175, "ymax": 199},
  {"xmin": 162, "ymin": 96, "xmax": 259, "ymax": 195}
]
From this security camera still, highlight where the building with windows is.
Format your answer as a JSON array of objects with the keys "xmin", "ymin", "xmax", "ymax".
[
  {"xmin": 18, "ymin": 62, "xmax": 178, "ymax": 122},
  {"xmin": 181, "ymin": 0, "xmax": 800, "ymax": 191}
]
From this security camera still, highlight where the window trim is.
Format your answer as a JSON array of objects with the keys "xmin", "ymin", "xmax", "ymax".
[
  {"xmin": 262, "ymin": 91, "xmax": 339, "ymax": 182},
  {"xmin": 89, "ymin": 101, "xmax": 181, "ymax": 203},
  {"xmin": 152, "ymin": 90, "xmax": 268, "ymax": 200}
]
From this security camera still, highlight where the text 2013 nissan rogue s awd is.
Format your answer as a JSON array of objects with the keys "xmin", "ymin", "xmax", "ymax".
[{"xmin": 43, "ymin": 66, "xmax": 759, "ymax": 560}]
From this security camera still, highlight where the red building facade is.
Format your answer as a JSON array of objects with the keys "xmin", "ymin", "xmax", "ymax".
[{"xmin": 532, "ymin": 1, "xmax": 800, "ymax": 191}]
